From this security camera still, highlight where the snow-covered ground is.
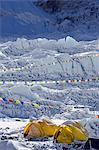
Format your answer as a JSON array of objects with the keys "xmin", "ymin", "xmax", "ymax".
[
  {"xmin": 0, "ymin": 0, "xmax": 99, "ymax": 149},
  {"xmin": 0, "ymin": 37, "xmax": 99, "ymax": 149},
  {"xmin": 0, "ymin": 118, "xmax": 99, "ymax": 150}
]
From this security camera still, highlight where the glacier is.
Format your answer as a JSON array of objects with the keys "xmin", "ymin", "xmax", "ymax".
[
  {"xmin": 0, "ymin": 36, "xmax": 98, "ymax": 149},
  {"xmin": 0, "ymin": 1, "xmax": 99, "ymax": 148},
  {"xmin": 0, "ymin": 37, "xmax": 99, "ymax": 81}
]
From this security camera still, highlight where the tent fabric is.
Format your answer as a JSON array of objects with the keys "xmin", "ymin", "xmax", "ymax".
[
  {"xmin": 96, "ymin": 115, "xmax": 99, "ymax": 118},
  {"xmin": 24, "ymin": 122, "xmax": 33, "ymax": 137},
  {"xmin": 24, "ymin": 119, "xmax": 59, "ymax": 138},
  {"xmin": 63, "ymin": 121, "xmax": 88, "ymax": 139},
  {"xmin": 24, "ymin": 119, "xmax": 88, "ymax": 144},
  {"xmin": 54, "ymin": 122, "xmax": 88, "ymax": 144},
  {"xmin": 54, "ymin": 125, "xmax": 74, "ymax": 144}
]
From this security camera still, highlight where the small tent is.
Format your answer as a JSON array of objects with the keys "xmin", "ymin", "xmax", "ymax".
[
  {"xmin": 54, "ymin": 122, "xmax": 88, "ymax": 144},
  {"xmin": 24, "ymin": 119, "xmax": 59, "ymax": 138},
  {"xmin": 24, "ymin": 119, "xmax": 88, "ymax": 144}
]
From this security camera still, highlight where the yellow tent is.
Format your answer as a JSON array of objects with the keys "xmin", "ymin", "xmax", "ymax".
[
  {"xmin": 54, "ymin": 122, "xmax": 88, "ymax": 144},
  {"xmin": 54, "ymin": 125, "xmax": 74, "ymax": 144},
  {"xmin": 24, "ymin": 119, "xmax": 59, "ymax": 138},
  {"xmin": 24, "ymin": 119, "xmax": 88, "ymax": 144}
]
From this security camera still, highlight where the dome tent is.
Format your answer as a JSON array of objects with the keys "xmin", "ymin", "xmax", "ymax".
[
  {"xmin": 54, "ymin": 121, "xmax": 88, "ymax": 144},
  {"xmin": 24, "ymin": 119, "xmax": 59, "ymax": 138},
  {"xmin": 24, "ymin": 119, "xmax": 88, "ymax": 144}
]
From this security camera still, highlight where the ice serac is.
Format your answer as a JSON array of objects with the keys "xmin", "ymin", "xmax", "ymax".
[
  {"xmin": 65, "ymin": 36, "xmax": 79, "ymax": 48},
  {"xmin": 0, "ymin": 37, "xmax": 99, "ymax": 80}
]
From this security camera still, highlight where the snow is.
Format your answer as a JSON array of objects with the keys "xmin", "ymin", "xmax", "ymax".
[
  {"xmin": 0, "ymin": 0, "xmax": 99, "ymax": 149},
  {"xmin": 0, "ymin": 37, "xmax": 99, "ymax": 81},
  {"xmin": 0, "ymin": 118, "xmax": 98, "ymax": 150},
  {"xmin": 65, "ymin": 36, "xmax": 79, "ymax": 48},
  {"xmin": 0, "ymin": 36, "xmax": 98, "ymax": 149},
  {"xmin": 0, "ymin": 0, "xmax": 99, "ymax": 41},
  {"xmin": 82, "ymin": 118, "xmax": 99, "ymax": 139},
  {"xmin": 0, "ymin": 141, "xmax": 30, "ymax": 150},
  {"xmin": 0, "ymin": 0, "xmax": 56, "ymax": 40}
]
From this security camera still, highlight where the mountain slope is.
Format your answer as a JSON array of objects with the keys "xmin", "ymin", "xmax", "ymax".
[
  {"xmin": 37, "ymin": 0, "xmax": 99, "ymax": 40},
  {"xmin": 0, "ymin": 0, "xmax": 56, "ymax": 41},
  {"xmin": 0, "ymin": 0, "xmax": 99, "ymax": 41}
]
